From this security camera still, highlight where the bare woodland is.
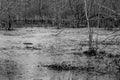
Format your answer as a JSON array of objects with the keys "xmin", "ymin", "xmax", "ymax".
[{"xmin": 0, "ymin": 0, "xmax": 120, "ymax": 80}]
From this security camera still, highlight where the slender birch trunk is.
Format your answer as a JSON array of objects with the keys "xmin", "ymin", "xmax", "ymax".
[{"xmin": 84, "ymin": 0, "xmax": 93, "ymax": 50}]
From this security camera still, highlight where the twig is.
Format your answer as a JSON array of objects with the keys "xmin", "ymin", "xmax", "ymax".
[
  {"xmin": 94, "ymin": 3, "xmax": 120, "ymax": 16},
  {"xmin": 52, "ymin": 29, "xmax": 64, "ymax": 36},
  {"xmin": 93, "ymin": 30, "xmax": 120, "ymax": 36},
  {"xmin": 102, "ymin": 34, "xmax": 120, "ymax": 43},
  {"xmin": 0, "ymin": 1, "xmax": 14, "ymax": 18},
  {"xmin": 100, "ymin": 34, "xmax": 120, "ymax": 50}
]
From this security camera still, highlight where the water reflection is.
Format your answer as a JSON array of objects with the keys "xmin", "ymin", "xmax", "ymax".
[{"xmin": 48, "ymin": 70, "xmax": 116, "ymax": 80}]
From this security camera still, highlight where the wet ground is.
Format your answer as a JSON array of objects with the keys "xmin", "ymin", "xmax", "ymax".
[{"xmin": 0, "ymin": 27, "xmax": 119, "ymax": 80}]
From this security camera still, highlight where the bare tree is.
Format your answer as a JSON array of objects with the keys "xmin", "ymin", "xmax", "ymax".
[{"xmin": 84, "ymin": 0, "xmax": 93, "ymax": 50}]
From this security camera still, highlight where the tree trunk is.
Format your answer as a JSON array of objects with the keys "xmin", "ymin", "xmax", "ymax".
[
  {"xmin": 84, "ymin": 0, "xmax": 93, "ymax": 50},
  {"xmin": 7, "ymin": 15, "xmax": 12, "ymax": 31}
]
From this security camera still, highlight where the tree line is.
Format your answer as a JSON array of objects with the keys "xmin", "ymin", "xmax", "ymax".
[{"xmin": 0, "ymin": 0, "xmax": 120, "ymax": 30}]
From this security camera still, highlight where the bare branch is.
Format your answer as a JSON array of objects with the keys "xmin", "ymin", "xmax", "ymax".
[{"xmin": 94, "ymin": 3, "xmax": 120, "ymax": 16}]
